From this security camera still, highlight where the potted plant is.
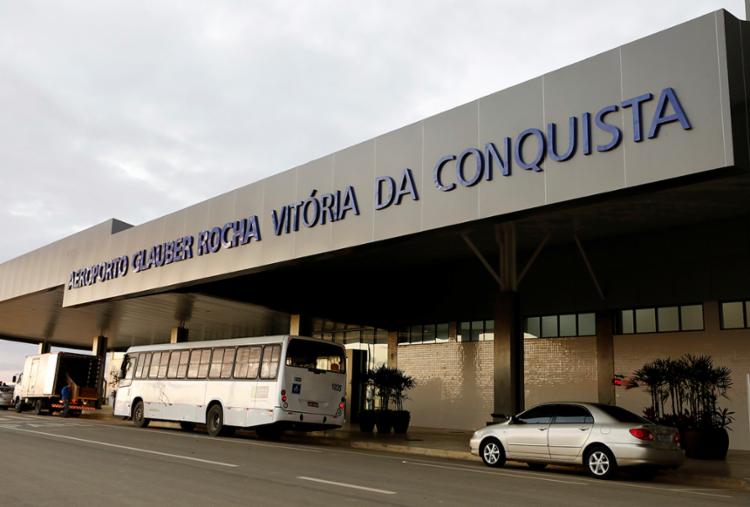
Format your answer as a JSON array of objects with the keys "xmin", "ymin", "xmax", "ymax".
[
  {"xmin": 627, "ymin": 354, "xmax": 733, "ymax": 460},
  {"xmin": 371, "ymin": 365, "xmax": 394, "ymax": 434},
  {"xmin": 391, "ymin": 369, "xmax": 415, "ymax": 434},
  {"xmin": 358, "ymin": 377, "xmax": 377, "ymax": 432}
]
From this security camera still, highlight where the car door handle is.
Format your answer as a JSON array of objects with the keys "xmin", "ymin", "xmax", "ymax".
[{"xmin": 538, "ymin": 428, "xmax": 547, "ymax": 431}]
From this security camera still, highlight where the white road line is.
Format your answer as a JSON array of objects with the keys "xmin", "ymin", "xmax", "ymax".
[
  {"xmin": 297, "ymin": 476, "xmax": 396, "ymax": 495},
  {"xmin": 0, "ymin": 426, "xmax": 239, "ymax": 468},
  {"xmin": 97, "ymin": 423, "xmax": 323, "ymax": 453},
  {"xmin": 403, "ymin": 460, "xmax": 589, "ymax": 485}
]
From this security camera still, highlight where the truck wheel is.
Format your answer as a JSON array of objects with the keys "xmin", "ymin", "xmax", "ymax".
[
  {"xmin": 14, "ymin": 399, "xmax": 23, "ymax": 413},
  {"xmin": 132, "ymin": 400, "xmax": 150, "ymax": 428},
  {"xmin": 33, "ymin": 399, "xmax": 45, "ymax": 416}
]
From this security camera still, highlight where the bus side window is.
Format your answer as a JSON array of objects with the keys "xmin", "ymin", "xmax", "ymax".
[
  {"xmin": 198, "ymin": 349, "xmax": 211, "ymax": 378},
  {"xmin": 158, "ymin": 352, "xmax": 169, "ymax": 379},
  {"xmin": 149, "ymin": 352, "xmax": 161, "ymax": 379},
  {"xmin": 167, "ymin": 351, "xmax": 180, "ymax": 379},
  {"xmin": 177, "ymin": 350, "xmax": 190, "ymax": 378},
  {"xmin": 260, "ymin": 345, "xmax": 281, "ymax": 379},
  {"xmin": 234, "ymin": 346, "xmax": 261, "ymax": 379},
  {"xmin": 209, "ymin": 349, "xmax": 223, "ymax": 379},
  {"xmin": 221, "ymin": 348, "xmax": 236, "ymax": 379},
  {"xmin": 137, "ymin": 353, "xmax": 151, "ymax": 379}
]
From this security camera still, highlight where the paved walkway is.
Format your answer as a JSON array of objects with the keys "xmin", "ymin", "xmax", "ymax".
[{"xmin": 89, "ymin": 408, "xmax": 750, "ymax": 491}]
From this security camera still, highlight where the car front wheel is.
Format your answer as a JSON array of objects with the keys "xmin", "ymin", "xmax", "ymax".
[
  {"xmin": 585, "ymin": 446, "xmax": 617, "ymax": 479},
  {"xmin": 480, "ymin": 438, "xmax": 506, "ymax": 468}
]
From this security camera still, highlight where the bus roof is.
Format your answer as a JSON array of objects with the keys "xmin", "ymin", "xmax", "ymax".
[{"xmin": 123, "ymin": 335, "xmax": 342, "ymax": 353}]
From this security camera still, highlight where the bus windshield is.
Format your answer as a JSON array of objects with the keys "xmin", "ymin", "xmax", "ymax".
[{"xmin": 286, "ymin": 339, "xmax": 345, "ymax": 373}]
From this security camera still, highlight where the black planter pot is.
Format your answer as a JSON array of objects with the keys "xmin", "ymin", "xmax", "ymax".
[
  {"xmin": 359, "ymin": 410, "xmax": 376, "ymax": 433},
  {"xmin": 375, "ymin": 410, "xmax": 393, "ymax": 434},
  {"xmin": 683, "ymin": 428, "xmax": 729, "ymax": 460},
  {"xmin": 393, "ymin": 410, "xmax": 411, "ymax": 434}
]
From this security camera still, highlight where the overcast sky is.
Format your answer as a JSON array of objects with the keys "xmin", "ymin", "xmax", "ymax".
[{"xmin": 0, "ymin": 0, "xmax": 745, "ymax": 382}]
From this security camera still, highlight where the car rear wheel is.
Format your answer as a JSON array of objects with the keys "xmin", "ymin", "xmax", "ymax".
[
  {"xmin": 480, "ymin": 438, "xmax": 506, "ymax": 468},
  {"xmin": 585, "ymin": 446, "xmax": 617, "ymax": 479}
]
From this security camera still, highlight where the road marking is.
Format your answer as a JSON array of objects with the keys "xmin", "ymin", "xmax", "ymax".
[
  {"xmin": 604, "ymin": 481, "xmax": 733, "ymax": 499},
  {"xmin": 96, "ymin": 423, "xmax": 323, "ymax": 453},
  {"xmin": 297, "ymin": 476, "xmax": 396, "ymax": 495},
  {"xmin": 0, "ymin": 426, "xmax": 239, "ymax": 468},
  {"xmin": 402, "ymin": 459, "xmax": 589, "ymax": 485}
]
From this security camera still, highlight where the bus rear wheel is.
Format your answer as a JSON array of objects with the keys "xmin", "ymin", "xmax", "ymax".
[
  {"xmin": 206, "ymin": 404, "xmax": 224, "ymax": 437},
  {"xmin": 133, "ymin": 400, "xmax": 149, "ymax": 428}
]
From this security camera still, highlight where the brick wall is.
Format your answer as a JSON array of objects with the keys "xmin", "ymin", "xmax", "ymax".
[
  {"xmin": 524, "ymin": 336, "xmax": 598, "ymax": 407},
  {"xmin": 398, "ymin": 341, "xmax": 493, "ymax": 429}
]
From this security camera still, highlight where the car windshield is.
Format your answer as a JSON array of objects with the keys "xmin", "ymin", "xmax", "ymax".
[{"xmin": 594, "ymin": 404, "xmax": 650, "ymax": 423}]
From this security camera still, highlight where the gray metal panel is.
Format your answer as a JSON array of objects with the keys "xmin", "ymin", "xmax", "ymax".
[
  {"xmin": 478, "ymin": 78, "xmax": 547, "ymax": 217},
  {"xmin": 294, "ymin": 155, "xmax": 334, "ymax": 258},
  {"xmin": 372, "ymin": 122, "xmax": 423, "ymax": 241},
  {"xmin": 621, "ymin": 12, "xmax": 732, "ymax": 186},
  {"xmin": 332, "ymin": 140, "xmax": 375, "ymax": 250},
  {"xmin": 543, "ymin": 50, "xmax": 626, "ymax": 203},
  {"xmin": 421, "ymin": 102, "xmax": 480, "ymax": 231}
]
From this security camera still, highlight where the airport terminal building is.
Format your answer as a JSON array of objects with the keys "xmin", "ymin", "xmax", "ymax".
[{"xmin": 2, "ymin": 10, "xmax": 750, "ymax": 449}]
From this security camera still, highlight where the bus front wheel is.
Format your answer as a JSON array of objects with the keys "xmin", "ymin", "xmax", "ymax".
[
  {"xmin": 206, "ymin": 404, "xmax": 224, "ymax": 437},
  {"xmin": 133, "ymin": 400, "xmax": 150, "ymax": 428}
]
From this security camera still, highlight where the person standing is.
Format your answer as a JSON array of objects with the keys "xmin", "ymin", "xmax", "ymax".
[{"xmin": 60, "ymin": 382, "xmax": 72, "ymax": 417}]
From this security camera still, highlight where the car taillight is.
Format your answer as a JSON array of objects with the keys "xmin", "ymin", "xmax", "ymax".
[
  {"xmin": 673, "ymin": 431, "xmax": 680, "ymax": 445},
  {"xmin": 629, "ymin": 428, "xmax": 655, "ymax": 441},
  {"xmin": 339, "ymin": 397, "xmax": 346, "ymax": 410},
  {"xmin": 281, "ymin": 389, "xmax": 287, "ymax": 402}
]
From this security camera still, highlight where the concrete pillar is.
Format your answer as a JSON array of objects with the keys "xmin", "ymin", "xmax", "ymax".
[
  {"xmin": 449, "ymin": 321, "xmax": 458, "ymax": 342},
  {"xmin": 92, "ymin": 336, "xmax": 108, "ymax": 409},
  {"xmin": 290, "ymin": 314, "xmax": 313, "ymax": 337},
  {"xmin": 596, "ymin": 311, "xmax": 615, "ymax": 405},
  {"xmin": 493, "ymin": 292, "xmax": 523, "ymax": 419},
  {"xmin": 37, "ymin": 341, "xmax": 51, "ymax": 354},
  {"xmin": 170, "ymin": 326, "xmax": 189, "ymax": 344},
  {"xmin": 387, "ymin": 331, "xmax": 398, "ymax": 368}
]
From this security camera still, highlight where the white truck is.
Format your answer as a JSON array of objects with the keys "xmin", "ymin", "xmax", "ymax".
[{"xmin": 12, "ymin": 352, "xmax": 101, "ymax": 415}]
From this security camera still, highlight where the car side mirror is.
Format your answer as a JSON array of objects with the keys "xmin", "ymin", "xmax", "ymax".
[{"xmin": 510, "ymin": 416, "xmax": 520, "ymax": 424}]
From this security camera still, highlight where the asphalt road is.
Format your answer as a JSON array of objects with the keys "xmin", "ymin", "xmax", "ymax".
[{"xmin": 0, "ymin": 412, "xmax": 748, "ymax": 506}]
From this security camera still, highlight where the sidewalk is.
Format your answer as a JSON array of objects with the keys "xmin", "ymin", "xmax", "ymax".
[{"xmin": 87, "ymin": 409, "xmax": 750, "ymax": 491}]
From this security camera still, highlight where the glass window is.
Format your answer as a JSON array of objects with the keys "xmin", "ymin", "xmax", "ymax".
[
  {"xmin": 657, "ymin": 306, "xmax": 679, "ymax": 332},
  {"xmin": 135, "ymin": 353, "xmax": 150, "ymax": 379},
  {"xmin": 552, "ymin": 404, "xmax": 594, "ymax": 424},
  {"xmin": 410, "ymin": 325, "xmax": 422, "ymax": 344},
  {"xmin": 158, "ymin": 352, "xmax": 169, "ymax": 379},
  {"xmin": 422, "ymin": 324, "xmax": 435, "ymax": 344},
  {"xmin": 525, "ymin": 317, "xmax": 540, "ymax": 338},
  {"xmin": 121, "ymin": 355, "xmax": 135, "ymax": 381},
  {"xmin": 458, "ymin": 321, "xmax": 469, "ymax": 342},
  {"xmin": 149, "ymin": 352, "xmax": 161, "ymax": 378},
  {"xmin": 680, "ymin": 304, "xmax": 703, "ymax": 331},
  {"xmin": 436, "ymin": 323, "xmax": 450, "ymax": 343},
  {"xmin": 235, "ymin": 346, "xmax": 262, "ymax": 379},
  {"xmin": 594, "ymin": 403, "xmax": 649, "ymax": 423},
  {"xmin": 577, "ymin": 313, "xmax": 595, "ymax": 336},
  {"xmin": 397, "ymin": 329, "xmax": 409, "ymax": 345},
  {"xmin": 261, "ymin": 345, "xmax": 281, "ymax": 379},
  {"xmin": 167, "ymin": 351, "xmax": 180, "ymax": 378},
  {"xmin": 176, "ymin": 350, "xmax": 190, "ymax": 378},
  {"xmin": 470, "ymin": 320, "xmax": 482, "ymax": 341},
  {"xmin": 285, "ymin": 340, "xmax": 344, "ymax": 373},
  {"xmin": 620, "ymin": 310, "xmax": 634, "ymax": 334},
  {"xmin": 541, "ymin": 316, "xmax": 558, "ymax": 338},
  {"xmin": 559, "ymin": 314, "xmax": 577, "ymax": 337},
  {"xmin": 209, "ymin": 348, "xmax": 225, "ymax": 379},
  {"xmin": 221, "ymin": 348, "xmax": 236, "ymax": 379},
  {"xmin": 188, "ymin": 349, "xmax": 211, "ymax": 379},
  {"xmin": 722, "ymin": 302, "xmax": 745, "ymax": 329},
  {"xmin": 635, "ymin": 308, "xmax": 656, "ymax": 333},
  {"xmin": 480, "ymin": 320, "xmax": 494, "ymax": 341},
  {"xmin": 515, "ymin": 405, "xmax": 555, "ymax": 424}
]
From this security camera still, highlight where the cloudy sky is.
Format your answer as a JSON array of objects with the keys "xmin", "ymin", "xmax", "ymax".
[{"xmin": 0, "ymin": 0, "xmax": 744, "ymax": 381}]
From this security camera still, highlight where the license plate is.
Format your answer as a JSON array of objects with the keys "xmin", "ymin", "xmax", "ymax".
[{"xmin": 307, "ymin": 401, "xmax": 319, "ymax": 408}]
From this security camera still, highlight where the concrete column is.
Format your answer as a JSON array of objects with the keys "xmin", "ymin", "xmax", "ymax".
[
  {"xmin": 37, "ymin": 341, "xmax": 51, "ymax": 354},
  {"xmin": 449, "ymin": 321, "xmax": 458, "ymax": 342},
  {"xmin": 170, "ymin": 326, "xmax": 189, "ymax": 344},
  {"xmin": 387, "ymin": 331, "xmax": 398, "ymax": 368},
  {"xmin": 596, "ymin": 311, "xmax": 615, "ymax": 405},
  {"xmin": 493, "ymin": 292, "xmax": 523, "ymax": 419},
  {"xmin": 290, "ymin": 314, "xmax": 313, "ymax": 337},
  {"xmin": 92, "ymin": 336, "xmax": 108, "ymax": 409}
]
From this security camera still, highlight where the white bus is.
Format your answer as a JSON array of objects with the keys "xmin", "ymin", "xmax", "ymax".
[{"xmin": 113, "ymin": 335, "xmax": 346, "ymax": 438}]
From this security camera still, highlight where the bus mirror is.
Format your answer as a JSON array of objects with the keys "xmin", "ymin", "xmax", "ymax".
[{"xmin": 12, "ymin": 375, "xmax": 16, "ymax": 383}]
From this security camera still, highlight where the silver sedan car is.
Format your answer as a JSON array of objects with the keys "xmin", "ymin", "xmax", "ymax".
[
  {"xmin": 0, "ymin": 385, "xmax": 13, "ymax": 410},
  {"xmin": 470, "ymin": 402, "xmax": 683, "ymax": 479}
]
